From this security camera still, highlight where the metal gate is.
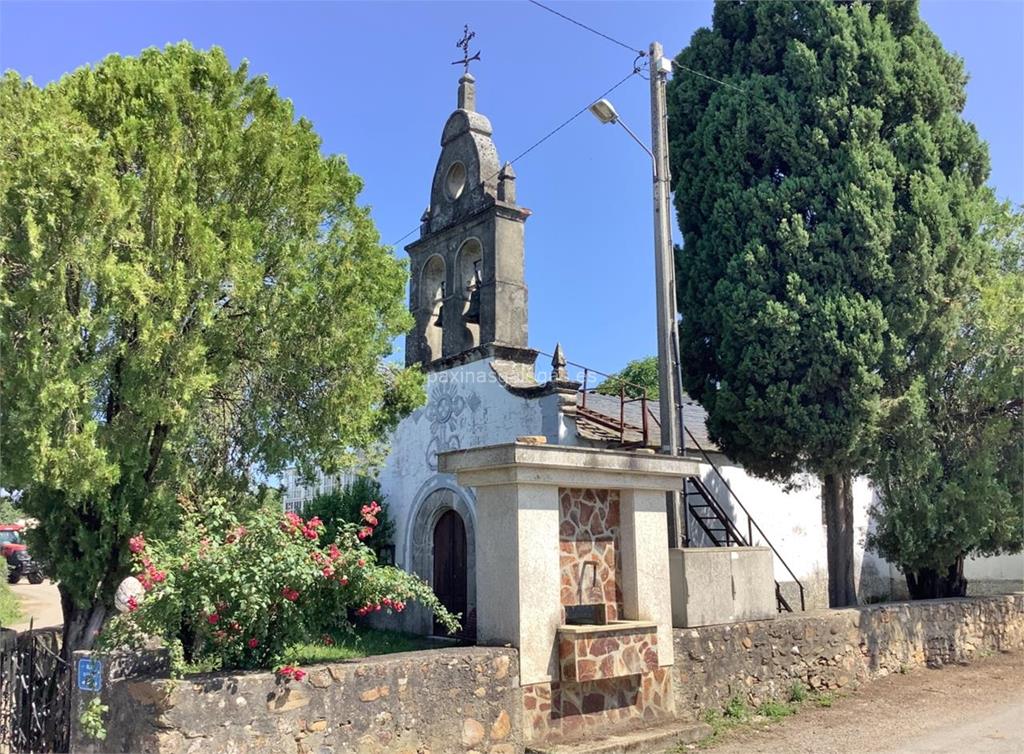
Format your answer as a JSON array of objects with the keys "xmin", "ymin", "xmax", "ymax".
[{"xmin": 0, "ymin": 622, "xmax": 71, "ymax": 753}]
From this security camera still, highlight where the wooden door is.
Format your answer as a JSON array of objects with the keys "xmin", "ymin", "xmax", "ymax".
[{"xmin": 432, "ymin": 510, "xmax": 468, "ymax": 637}]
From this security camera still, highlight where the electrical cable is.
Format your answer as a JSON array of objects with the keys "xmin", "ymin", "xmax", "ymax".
[
  {"xmin": 526, "ymin": 0, "xmax": 645, "ymax": 57},
  {"xmin": 389, "ymin": 67, "xmax": 640, "ymax": 247},
  {"xmin": 670, "ymin": 59, "xmax": 745, "ymax": 93}
]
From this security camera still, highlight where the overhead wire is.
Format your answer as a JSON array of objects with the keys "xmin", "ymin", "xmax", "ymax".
[
  {"xmin": 526, "ymin": 0, "xmax": 645, "ymax": 57},
  {"xmin": 526, "ymin": 0, "xmax": 746, "ymax": 92},
  {"xmin": 389, "ymin": 67, "xmax": 641, "ymax": 247},
  {"xmin": 389, "ymin": 2, "xmax": 744, "ymax": 248}
]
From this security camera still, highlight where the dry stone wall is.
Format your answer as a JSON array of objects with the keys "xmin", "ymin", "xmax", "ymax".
[
  {"xmin": 672, "ymin": 593, "xmax": 1024, "ymax": 719},
  {"xmin": 67, "ymin": 595, "xmax": 1022, "ymax": 753},
  {"xmin": 71, "ymin": 646, "xmax": 519, "ymax": 754}
]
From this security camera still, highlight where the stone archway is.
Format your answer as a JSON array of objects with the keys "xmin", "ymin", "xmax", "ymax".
[{"xmin": 406, "ymin": 485, "xmax": 477, "ymax": 638}]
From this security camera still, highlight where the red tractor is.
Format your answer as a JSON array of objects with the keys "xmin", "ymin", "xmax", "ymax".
[{"xmin": 1, "ymin": 523, "xmax": 45, "ymax": 584}]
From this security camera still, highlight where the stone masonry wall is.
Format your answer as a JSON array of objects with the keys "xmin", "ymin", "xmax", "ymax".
[
  {"xmin": 672, "ymin": 593, "xmax": 1024, "ymax": 720},
  {"xmin": 72, "ymin": 646, "xmax": 520, "ymax": 754},
  {"xmin": 558, "ymin": 488, "xmax": 623, "ymax": 623},
  {"xmin": 68, "ymin": 596, "xmax": 1022, "ymax": 753}
]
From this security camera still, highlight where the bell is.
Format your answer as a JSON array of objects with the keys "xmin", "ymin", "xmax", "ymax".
[
  {"xmin": 464, "ymin": 286, "xmax": 481, "ymax": 324},
  {"xmin": 433, "ymin": 303, "xmax": 444, "ymax": 328}
]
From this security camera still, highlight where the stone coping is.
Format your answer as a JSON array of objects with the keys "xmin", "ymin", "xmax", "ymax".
[
  {"xmin": 439, "ymin": 442, "xmax": 699, "ymax": 489},
  {"xmin": 670, "ymin": 593, "xmax": 1024, "ymax": 634},
  {"xmin": 557, "ymin": 620, "xmax": 658, "ymax": 637}
]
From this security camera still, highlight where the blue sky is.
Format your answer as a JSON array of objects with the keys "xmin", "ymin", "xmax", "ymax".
[{"xmin": 2, "ymin": 1, "xmax": 1021, "ymax": 374}]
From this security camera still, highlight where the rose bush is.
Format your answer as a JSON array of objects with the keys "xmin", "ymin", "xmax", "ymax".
[{"xmin": 102, "ymin": 498, "xmax": 458, "ymax": 671}]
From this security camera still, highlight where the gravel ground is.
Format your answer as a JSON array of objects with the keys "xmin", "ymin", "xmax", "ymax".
[
  {"xmin": 698, "ymin": 651, "xmax": 1024, "ymax": 754},
  {"xmin": 8, "ymin": 580, "xmax": 63, "ymax": 631}
]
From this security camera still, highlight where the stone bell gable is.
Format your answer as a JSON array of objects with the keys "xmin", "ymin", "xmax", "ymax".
[{"xmin": 405, "ymin": 73, "xmax": 531, "ymax": 369}]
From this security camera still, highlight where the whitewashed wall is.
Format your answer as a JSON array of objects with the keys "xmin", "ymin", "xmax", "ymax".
[
  {"xmin": 378, "ymin": 358, "xmax": 560, "ymax": 572},
  {"xmin": 688, "ymin": 462, "xmax": 892, "ymax": 608}
]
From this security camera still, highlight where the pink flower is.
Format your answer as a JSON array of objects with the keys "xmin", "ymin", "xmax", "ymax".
[
  {"xmin": 276, "ymin": 665, "xmax": 305, "ymax": 682},
  {"xmin": 321, "ymin": 566, "xmax": 334, "ymax": 578},
  {"xmin": 338, "ymin": 575, "xmax": 349, "ymax": 586},
  {"xmin": 328, "ymin": 544, "xmax": 341, "ymax": 561},
  {"xmin": 357, "ymin": 558, "xmax": 365, "ymax": 568},
  {"xmin": 248, "ymin": 638, "xmax": 259, "ymax": 649},
  {"xmin": 281, "ymin": 587, "xmax": 300, "ymax": 602},
  {"xmin": 207, "ymin": 613, "xmax": 220, "ymax": 625},
  {"xmin": 357, "ymin": 527, "xmax": 373, "ymax": 540},
  {"xmin": 128, "ymin": 535, "xmax": 146, "ymax": 554},
  {"xmin": 126, "ymin": 596, "xmax": 139, "ymax": 612}
]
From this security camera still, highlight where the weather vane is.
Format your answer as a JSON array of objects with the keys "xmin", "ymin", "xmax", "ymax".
[{"xmin": 452, "ymin": 25, "xmax": 481, "ymax": 74}]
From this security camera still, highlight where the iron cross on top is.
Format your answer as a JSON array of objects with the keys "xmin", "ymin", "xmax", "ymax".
[{"xmin": 452, "ymin": 25, "xmax": 481, "ymax": 73}]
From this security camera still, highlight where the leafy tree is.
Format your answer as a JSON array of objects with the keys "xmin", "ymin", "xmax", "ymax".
[
  {"xmin": 867, "ymin": 201, "xmax": 1023, "ymax": 598},
  {"xmin": 0, "ymin": 492, "xmax": 20, "ymax": 524},
  {"xmin": 667, "ymin": 0, "xmax": 991, "ymax": 605},
  {"xmin": 302, "ymin": 477, "xmax": 396, "ymax": 554},
  {"xmin": 597, "ymin": 356, "xmax": 660, "ymax": 400},
  {"xmin": 0, "ymin": 44, "xmax": 424, "ymax": 652}
]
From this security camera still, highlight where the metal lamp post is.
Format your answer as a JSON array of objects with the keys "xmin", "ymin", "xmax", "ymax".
[{"xmin": 588, "ymin": 42, "xmax": 685, "ymax": 547}]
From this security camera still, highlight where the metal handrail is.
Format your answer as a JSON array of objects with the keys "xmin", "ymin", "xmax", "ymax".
[
  {"xmin": 681, "ymin": 423, "xmax": 806, "ymax": 612},
  {"xmin": 537, "ymin": 349, "xmax": 651, "ymax": 447}
]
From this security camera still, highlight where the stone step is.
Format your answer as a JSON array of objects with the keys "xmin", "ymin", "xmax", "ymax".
[{"xmin": 525, "ymin": 720, "xmax": 712, "ymax": 754}]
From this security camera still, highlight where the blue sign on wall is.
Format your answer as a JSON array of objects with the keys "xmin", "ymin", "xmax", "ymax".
[{"xmin": 77, "ymin": 657, "xmax": 103, "ymax": 692}]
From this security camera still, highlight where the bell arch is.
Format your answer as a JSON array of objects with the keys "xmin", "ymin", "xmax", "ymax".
[
  {"xmin": 455, "ymin": 238, "xmax": 483, "ymax": 351},
  {"xmin": 420, "ymin": 255, "xmax": 445, "ymax": 362}
]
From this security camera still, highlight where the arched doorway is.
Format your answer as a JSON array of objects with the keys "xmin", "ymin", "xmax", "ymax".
[
  {"xmin": 407, "ymin": 484, "xmax": 477, "ymax": 639},
  {"xmin": 432, "ymin": 510, "xmax": 468, "ymax": 637}
]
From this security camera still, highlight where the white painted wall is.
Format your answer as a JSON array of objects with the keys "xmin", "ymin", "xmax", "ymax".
[
  {"xmin": 377, "ymin": 357, "xmax": 560, "ymax": 571},
  {"xmin": 965, "ymin": 552, "xmax": 1024, "ymax": 581},
  {"xmin": 687, "ymin": 462, "xmax": 897, "ymax": 606}
]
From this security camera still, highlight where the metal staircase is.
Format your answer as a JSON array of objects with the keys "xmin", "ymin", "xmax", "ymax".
[{"xmin": 683, "ymin": 475, "xmax": 797, "ymax": 613}]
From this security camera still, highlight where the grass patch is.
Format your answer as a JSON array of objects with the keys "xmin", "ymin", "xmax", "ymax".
[
  {"xmin": 691, "ymin": 687, "xmax": 838, "ymax": 749},
  {"xmin": 757, "ymin": 699, "xmax": 796, "ymax": 719},
  {"xmin": 0, "ymin": 580, "xmax": 22, "ymax": 627},
  {"xmin": 181, "ymin": 627, "xmax": 446, "ymax": 675},
  {"xmin": 788, "ymin": 682, "xmax": 808, "ymax": 703},
  {"xmin": 280, "ymin": 627, "xmax": 444, "ymax": 666}
]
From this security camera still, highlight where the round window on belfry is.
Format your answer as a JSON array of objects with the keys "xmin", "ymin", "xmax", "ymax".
[{"xmin": 445, "ymin": 161, "xmax": 466, "ymax": 201}]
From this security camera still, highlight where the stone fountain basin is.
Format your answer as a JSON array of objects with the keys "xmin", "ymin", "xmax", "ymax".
[{"xmin": 556, "ymin": 620, "xmax": 659, "ymax": 682}]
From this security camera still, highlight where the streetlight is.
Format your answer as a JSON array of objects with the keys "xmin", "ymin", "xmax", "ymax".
[
  {"xmin": 589, "ymin": 42, "xmax": 685, "ymax": 548},
  {"xmin": 588, "ymin": 99, "xmax": 653, "ymax": 162}
]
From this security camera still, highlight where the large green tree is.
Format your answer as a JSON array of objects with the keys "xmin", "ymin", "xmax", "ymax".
[
  {"xmin": 667, "ymin": 0, "xmax": 991, "ymax": 605},
  {"xmin": 867, "ymin": 201, "xmax": 1023, "ymax": 598},
  {"xmin": 0, "ymin": 45, "xmax": 423, "ymax": 651}
]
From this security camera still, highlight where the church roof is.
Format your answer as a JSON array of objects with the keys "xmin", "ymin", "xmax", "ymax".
[{"xmin": 573, "ymin": 390, "xmax": 719, "ymax": 454}]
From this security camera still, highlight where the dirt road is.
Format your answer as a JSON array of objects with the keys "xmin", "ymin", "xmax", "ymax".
[
  {"xmin": 9, "ymin": 580, "xmax": 63, "ymax": 632},
  {"xmin": 704, "ymin": 651, "xmax": 1024, "ymax": 754}
]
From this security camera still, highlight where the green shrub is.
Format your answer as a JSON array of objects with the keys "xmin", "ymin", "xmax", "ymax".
[
  {"xmin": 757, "ymin": 700, "xmax": 795, "ymax": 719},
  {"xmin": 788, "ymin": 682, "xmax": 808, "ymax": 703},
  {"xmin": 0, "ymin": 580, "xmax": 22, "ymax": 627},
  {"xmin": 101, "ymin": 498, "xmax": 457, "ymax": 672},
  {"xmin": 303, "ymin": 478, "xmax": 395, "ymax": 555},
  {"xmin": 724, "ymin": 695, "xmax": 749, "ymax": 720}
]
